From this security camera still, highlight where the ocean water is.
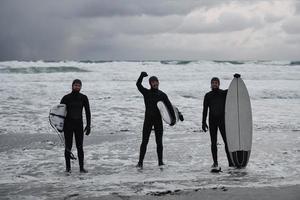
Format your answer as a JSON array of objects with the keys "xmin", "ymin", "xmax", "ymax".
[{"xmin": 0, "ymin": 60, "xmax": 299, "ymax": 199}]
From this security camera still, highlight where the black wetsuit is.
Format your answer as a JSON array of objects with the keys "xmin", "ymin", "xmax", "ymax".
[
  {"xmin": 61, "ymin": 91, "xmax": 91, "ymax": 170},
  {"xmin": 202, "ymin": 89, "xmax": 233, "ymax": 166},
  {"xmin": 136, "ymin": 74, "xmax": 175, "ymax": 165}
]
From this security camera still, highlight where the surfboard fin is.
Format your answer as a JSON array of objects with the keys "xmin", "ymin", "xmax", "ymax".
[{"xmin": 178, "ymin": 112, "xmax": 184, "ymax": 121}]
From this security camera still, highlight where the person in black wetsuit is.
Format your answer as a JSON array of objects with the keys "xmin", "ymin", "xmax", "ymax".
[
  {"xmin": 136, "ymin": 72, "xmax": 183, "ymax": 169},
  {"xmin": 60, "ymin": 79, "xmax": 91, "ymax": 173},
  {"xmin": 202, "ymin": 74, "xmax": 240, "ymax": 169}
]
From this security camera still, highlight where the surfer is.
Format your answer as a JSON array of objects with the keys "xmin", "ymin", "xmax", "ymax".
[
  {"xmin": 202, "ymin": 74, "xmax": 240, "ymax": 170},
  {"xmin": 136, "ymin": 72, "xmax": 182, "ymax": 169},
  {"xmin": 60, "ymin": 79, "xmax": 91, "ymax": 173}
]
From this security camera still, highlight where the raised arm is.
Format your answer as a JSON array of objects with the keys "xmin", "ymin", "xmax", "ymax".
[{"xmin": 136, "ymin": 72, "xmax": 148, "ymax": 95}]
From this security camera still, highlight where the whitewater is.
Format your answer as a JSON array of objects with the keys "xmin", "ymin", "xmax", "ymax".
[{"xmin": 0, "ymin": 60, "xmax": 299, "ymax": 199}]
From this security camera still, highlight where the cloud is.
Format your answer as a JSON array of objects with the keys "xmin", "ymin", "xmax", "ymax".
[
  {"xmin": 0, "ymin": 0, "xmax": 78, "ymax": 60},
  {"xmin": 295, "ymin": 0, "xmax": 300, "ymax": 14},
  {"xmin": 0, "ymin": 0, "xmax": 299, "ymax": 60},
  {"xmin": 176, "ymin": 1, "xmax": 294, "ymax": 34},
  {"xmin": 177, "ymin": 9, "xmax": 261, "ymax": 33},
  {"xmin": 75, "ymin": 0, "xmax": 221, "ymax": 18},
  {"xmin": 77, "ymin": 15, "xmax": 183, "ymax": 37},
  {"xmin": 282, "ymin": 16, "xmax": 300, "ymax": 34}
]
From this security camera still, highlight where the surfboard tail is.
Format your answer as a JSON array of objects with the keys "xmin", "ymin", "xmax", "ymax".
[{"xmin": 230, "ymin": 150, "xmax": 251, "ymax": 168}]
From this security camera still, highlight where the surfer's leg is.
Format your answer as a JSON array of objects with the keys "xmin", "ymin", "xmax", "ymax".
[
  {"xmin": 219, "ymin": 121, "xmax": 234, "ymax": 166},
  {"xmin": 138, "ymin": 119, "xmax": 152, "ymax": 165},
  {"xmin": 74, "ymin": 121, "xmax": 84, "ymax": 170},
  {"xmin": 209, "ymin": 121, "xmax": 218, "ymax": 165},
  {"xmin": 154, "ymin": 119, "xmax": 164, "ymax": 165},
  {"xmin": 64, "ymin": 123, "xmax": 73, "ymax": 171}
]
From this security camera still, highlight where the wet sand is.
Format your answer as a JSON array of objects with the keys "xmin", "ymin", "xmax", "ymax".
[{"xmin": 85, "ymin": 185, "xmax": 300, "ymax": 200}]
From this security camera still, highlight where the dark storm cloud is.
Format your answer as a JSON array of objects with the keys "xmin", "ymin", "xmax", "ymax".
[
  {"xmin": 0, "ymin": 0, "xmax": 299, "ymax": 61},
  {"xmin": 0, "ymin": 0, "xmax": 76, "ymax": 60},
  {"xmin": 0, "ymin": 0, "xmax": 206, "ymax": 60},
  {"xmin": 75, "ymin": 0, "xmax": 219, "ymax": 17},
  {"xmin": 73, "ymin": 0, "xmax": 292, "ymax": 19},
  {"xmin": 1, "ymin": 0, "xmax": 214, "ymax": 60}
]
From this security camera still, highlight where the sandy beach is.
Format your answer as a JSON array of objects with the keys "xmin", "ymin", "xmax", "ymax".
[
  {"xmin": 73, "ymin": 185, "xmax": 300, "ymax": 200},
  {"xmin": 0, "ymin": 60, "xmax": 299, "ymax": 199}
]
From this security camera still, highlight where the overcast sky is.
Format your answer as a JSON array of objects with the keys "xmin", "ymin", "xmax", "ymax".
[{"xmin": 0, "ymin": 0, "xmax": 300, "ymax": 61}]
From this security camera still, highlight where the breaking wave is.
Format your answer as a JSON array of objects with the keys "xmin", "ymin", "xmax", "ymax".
[
  {"xmin": 290, "ymin": 61, "xmax": 300, "ymax": 66},
  {"xmin": 0, "ymin": 66, "xmax": 89, "ymax": 74},
  {"xmin": 1, "ymin": 60, "xmax": 299, "ymax": 67},
  {"xmin": 252, "ymin": 60, "xmax": 300, "ymax": 66},
  {"xmin": 78, "ymin": 60, "xmax": 113, "ymax": 63},
  {"xmin": 160, "ymin": 60, "xmax": 193, "ymax": 65},
  {"xmin": 213, "ymin": 60, "xmax": 245, "ymax": 65}
]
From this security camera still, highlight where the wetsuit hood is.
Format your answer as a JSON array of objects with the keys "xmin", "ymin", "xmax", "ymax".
[
  {"xmin": 72, "ymin": 79, "xmax": 82, "ymax": 86},
  {"xmin": 211, "ymin": 77, "xmax": 220, "ymax": 84},
  {"xmin": 71, "ymin": 90, "xmax": 80, "ymax": 94},
  {"xmin": 149, "ymin": 76, "xmax": 158, "ymax": 84}
]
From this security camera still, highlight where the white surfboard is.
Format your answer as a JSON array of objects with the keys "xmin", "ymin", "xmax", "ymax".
[
  {"xmin": 49, "ymin": 104, "xmax": 67, "ymax": 132},
  {"xmin": 225, "ymin": 77, "xmax": 252, "ymax": 168},
  {"xmin": 49, "ymin": 104, "xmax": 77, "ymax": 160},
  {"xmin": 157, "ymin": 101, "xmax": 179, "ymax": 125}
]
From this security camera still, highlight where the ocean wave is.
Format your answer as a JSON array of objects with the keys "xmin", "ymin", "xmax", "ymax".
[
  {"xmin": 0, "ymin": 66, "xmax": 89, "ymax": 74},
  {"xmin": 212, "ymin": 60, "xmax": 300, "ymax": 66},
  {"xmin": 79, "ymin": 60, "xmax": 113, "ymax": 63},
  {"xmin": 250, "ymin": 60, "xmax": 300, "ymax": 66},
  {"xmin": 213, "ymin": 60, "xmax": 245, "ymax": 65},
  {"xmin": 253, "ymin": 90, "xmax": 300, "ymax": 100},
  {"xmin": 289, "ymin": 61, "xmax": 300, "ymax": 66},
  {"xmin": 160, "ymin": 60, "xmax": 193, "ymax": 65},
  {"xmin": 1, "ymin": 60, "xmax": 299, "ymax": 67}
]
